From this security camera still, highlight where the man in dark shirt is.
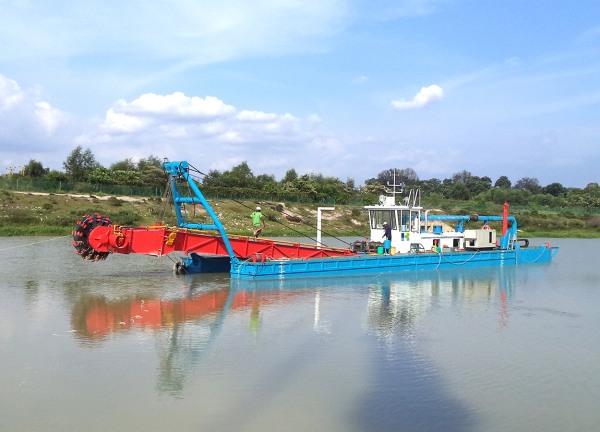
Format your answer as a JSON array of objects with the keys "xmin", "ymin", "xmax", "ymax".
[{"xmin": 382, "ymin": 222, "xmax": 392, "ymax": 254}]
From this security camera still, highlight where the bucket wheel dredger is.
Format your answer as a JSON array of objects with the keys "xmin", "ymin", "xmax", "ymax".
[
  {"xmin": 72, "ymin": 161, "xmax": 356, "ymax": 273},
  {"xmin": 73, "ymin": 213, "xmax": 113, "ymax": 261}
]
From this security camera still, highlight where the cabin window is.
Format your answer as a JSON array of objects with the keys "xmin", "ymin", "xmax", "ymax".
[
  {"xmin": 398, "ymin": 210, "xmax": 409, "ymax": 232},
  {"xmin": 410, "ymin": 210, "xmax": 419, "ymax": 232},
  {"xmin": 370, "ymin": 210, "xmax": 396, "ymax": 229}
]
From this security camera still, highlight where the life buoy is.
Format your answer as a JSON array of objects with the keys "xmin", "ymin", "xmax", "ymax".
[{"xmin": 482, "ymin": 225, "xmax": 491, "ymax": 230}]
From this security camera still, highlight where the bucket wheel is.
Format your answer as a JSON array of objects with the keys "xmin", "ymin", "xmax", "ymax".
[{"xmin": 72, "ymin": 213, "xmax": 112, "ymax": 261}]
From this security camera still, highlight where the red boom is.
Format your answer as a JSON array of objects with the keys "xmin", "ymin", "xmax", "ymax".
[{"xmin": 87, "ymin": 224, "xmax": 356, "ymax": 260}]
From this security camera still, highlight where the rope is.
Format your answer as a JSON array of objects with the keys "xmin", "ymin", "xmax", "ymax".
[
  {"xmin": 183, "ymin": 162, "xmax": 356, "ymax": 245},
  {"xmin": 159, "ymin": 180, "xmax": 173, "ymax": 223},
  {"xmin": 186, "ymin": 162, "xmax": 211, "ymax": 184},
  {"xmin": 435, "ymin": 250, "xmax": 479, "ymax": 269},
  {"xmin": 232, "ymin": 199, "xmax": 353, "ymax": 247},
  {"xmin": 0, "ymin": 235, "xmax": 71, "ymax": 253},
  {"xmin": 233, "ymin": 199, "xmax": 324, "ymax": 244},
  {"xmin": 174, "ymin": 162, "xmax": 355, "ymax": 246},
  {"xmin": 280, "ymin": 206, "xmax": 357, "ymax": 241},
  {"xmin": 434, "ymin": 251, "xmax": 442, "ymax": 269},
  {"xmin": 517, "ymin": 247, "xmax": 548, "ymax": 264}
]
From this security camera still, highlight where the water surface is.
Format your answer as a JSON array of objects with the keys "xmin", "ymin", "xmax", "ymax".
[{"xmin": 1, "ymin": 237, "xmax": 599, "ymax": 431}]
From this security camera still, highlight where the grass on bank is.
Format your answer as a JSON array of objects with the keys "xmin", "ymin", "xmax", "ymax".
[{"xmin": 1, "ymin": 189, "xmax": 599, "ymax": 239}]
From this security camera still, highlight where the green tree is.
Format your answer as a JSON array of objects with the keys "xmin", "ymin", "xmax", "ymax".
[
  {"xmin": 584, "ymin": 183, "xmax": 599, "ymax": 193},
  {"xmin": 201, "ymin": 163, "xmax": 257, "ymax": 189},
  {"xmin": 446, "ymin": 170, "xmax": 489, "ymax": 199},
  {"xmin": 140, "ymin": 166, "xmax": 168, "ymax": 189},
  {"xmin": 281, "ymin": 168, "xmax": 298, "ymax": 184},
  {"xmin": 63, "ymin": 146, "xmax": 99, "ymax": 181},
  {"xmin": 345, "ymin": 178, "xmax": 355, "ymax": 190},
  {"xmin": 494, "ymin": 176, "xmax": 512, "ymax": 188},
  {"xmin": 87, "ymin": 167, "xmax": 115, "ymax": 184},
  {"xmin": 469, "ymin": 176, "xmax": 492, "ymax": 196},
  {"xmin": 228, "ymin": 162, "xmax": 255, "ymax": 188},
  {"xmin": 45, "ymin": 170, "xmax": 68, "ymax": 183},
  {"xmin": 533, "ymin": 193, "xmax": 558, "ymax": 206},
  {"xmin": 543, "ymin": 182, "xmax": 567, "ymax": 197},
  {"xmin": 447, "ymin": 182, "xmax": 470, "ymax": 200},
  {"xmin": 110, "ymin": 158, "xmax": 137, "ymax": 171},
  {"xmin": 419, "ymin": 178, "xmax": 442, "ymax": 194},
  {"xmin": 292, "ymin": 174, "xmax": 320, "ymax": 201},
  {"xmin": 137, "ymin": 155, "xmax": 163, "ymax": 171},
  {"xmin": 112, "ymin": 170, "xmax": 143, "ymax": 186},
  {"xmin": 362, "ymin": 179, "xmax": 387, "ymax": 196},
  {"xmin": 515, "ymin": 177, "xmax": 542, "ymax": 194},
  {"xmin": 202, "ymin": 169, "xmax": 223, "ymax": 187},
  {"xmin": 452, "ymin": 170, "xmax": 473, "ymax": 185},
  {"xmin": 256, "ymin": 173, "xmax": 277, "ymax": 189},
  {"xmin": 23, "ymin": 159, "xmax": 47, "ymax": 178},
  {"xmin": 377, "ymin": 168, "xmax": 419, "ymax": 188},
  {"xmin": 476, "ymin": 186, "xmax": 530, "ymax": 205}
]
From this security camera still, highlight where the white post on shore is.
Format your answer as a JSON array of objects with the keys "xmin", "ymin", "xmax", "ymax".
[{"xmin": 317, "ymin": 207, "xmax": 335, "ymax": 248}]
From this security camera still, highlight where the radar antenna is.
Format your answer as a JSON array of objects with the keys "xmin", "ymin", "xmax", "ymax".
[{"xmin": 385, "ymin": 172, "xmax": 405, "ymax": 201}]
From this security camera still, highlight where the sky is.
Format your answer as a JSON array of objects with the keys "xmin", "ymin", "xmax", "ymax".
[{"xmin": 1, "ymin": 0, "xmax": 599, "ymax": 188}]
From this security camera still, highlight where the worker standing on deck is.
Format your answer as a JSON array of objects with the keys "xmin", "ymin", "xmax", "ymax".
[
  {"xmin": 382, "ymin": 222, "xmax": 392, "ymax": 254},
  {"xmin": 251, "ymin": 206, "xmax": 266, "ymax": 238}
]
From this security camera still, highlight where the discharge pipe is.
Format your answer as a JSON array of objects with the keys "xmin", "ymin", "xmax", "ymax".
[{"xmin": 421, "ymin": 209, "xmax": 516, "ymax": 249}]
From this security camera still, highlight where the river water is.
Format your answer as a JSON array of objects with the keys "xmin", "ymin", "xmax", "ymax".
[{"xmin": 0, "ymin": 237, "xmax": 599, "ymax": 432}]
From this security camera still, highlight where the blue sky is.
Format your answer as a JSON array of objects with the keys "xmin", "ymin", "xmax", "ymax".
[{"xmin": 1, "ymin": 0, "xmax": 599, "ymax": 187}]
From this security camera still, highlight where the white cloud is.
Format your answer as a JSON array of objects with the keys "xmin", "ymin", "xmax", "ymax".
[
  {"xmin": 353, "ymin": 75, "xmax": 369, "ymax": 83},
  {"xmin": 118, "ymin": 93, "xmax": 236, "ymax": 118},
  {"xmin": 0, "ymin": 74, "xmax": 74, "ymax": 173},
  {"xmin": 0, "ymin": 1, "xmax": 348, "ymax": 68},
  {"xmin": 34, "ymin": 101, "xmax": 64, "ymax": 135},
  {"xmin": 102, "ymin": 92, "xmax": 238, "ymax": 135},
  {"xmin": 97, "ymin": 92, "xmax": 302, "ymax": 142},
  {"xmin": 0, "ymin": 74, "xmax": 67, "ymax": 162},
  {"xmin": 236, "ymin": 110, "xmax": 279, "ymax": 122},
  {"xmin": 72, "ymin": 90, "xmax": 346, "ymax": 178},
  {"xmin": 391, "ymin": 84, "xmax": 444, "ymax": 110},
  {"xmin": 0, "ymin": 75, "xmax": 25, "ymax": 111},
  {"xmin": 307, "ymin": 114, "xmax": 322, "ymax": 123},
  {"xmin": 103, "ymin": 109, "xmax": 148, "ymax": 133}
]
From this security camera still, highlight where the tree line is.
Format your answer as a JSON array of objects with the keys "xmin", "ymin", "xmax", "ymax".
[{"xmin": 4, "ymin": 145, "xmax": 600, "ymax": 208}]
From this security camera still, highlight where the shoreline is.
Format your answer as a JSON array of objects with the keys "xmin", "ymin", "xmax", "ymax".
[
  {"xmin": 2, "ymin": 190, "xmax": 599, "ymax": 239},
  {"xmin": 1, "ymin": 225, "xmax": 598, "ymax": 239}
]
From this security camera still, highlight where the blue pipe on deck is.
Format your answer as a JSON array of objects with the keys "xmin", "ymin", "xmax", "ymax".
[{"xmin": 422, "ymin": 214, "xmax": 518, "ymax": 249}]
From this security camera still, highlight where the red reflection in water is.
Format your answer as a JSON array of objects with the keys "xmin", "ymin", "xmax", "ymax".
[{"xmin": 72, "ymin": 288, "xmax": 299, "ymax": 339}]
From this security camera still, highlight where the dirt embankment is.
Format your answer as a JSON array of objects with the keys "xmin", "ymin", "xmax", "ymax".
[{"xmin": 13, "ymin": 191, "xmax": 146, "ymax": 203}]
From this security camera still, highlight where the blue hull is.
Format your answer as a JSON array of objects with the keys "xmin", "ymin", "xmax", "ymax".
[
  {"xmin": 230, "ymin": 246, "xmax": 559, "ymax": 280},
  {"xmin": 178, "ymin": 253, "xmax": 231, "ymax": 274}
]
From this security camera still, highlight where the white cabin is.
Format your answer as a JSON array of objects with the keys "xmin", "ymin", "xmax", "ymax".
[{"xmin": 364, "ymin": 190, "xmax": 479, "ymax": 254}]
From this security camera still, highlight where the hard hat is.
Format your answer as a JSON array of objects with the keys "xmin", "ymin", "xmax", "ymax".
[
  {"xmin": 256, "ymin": 206, "xmax": 261, "ymax": 211},
  {"xmin": 383, "ymin": 222, "xmax": 388, "ymax": 225}
]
